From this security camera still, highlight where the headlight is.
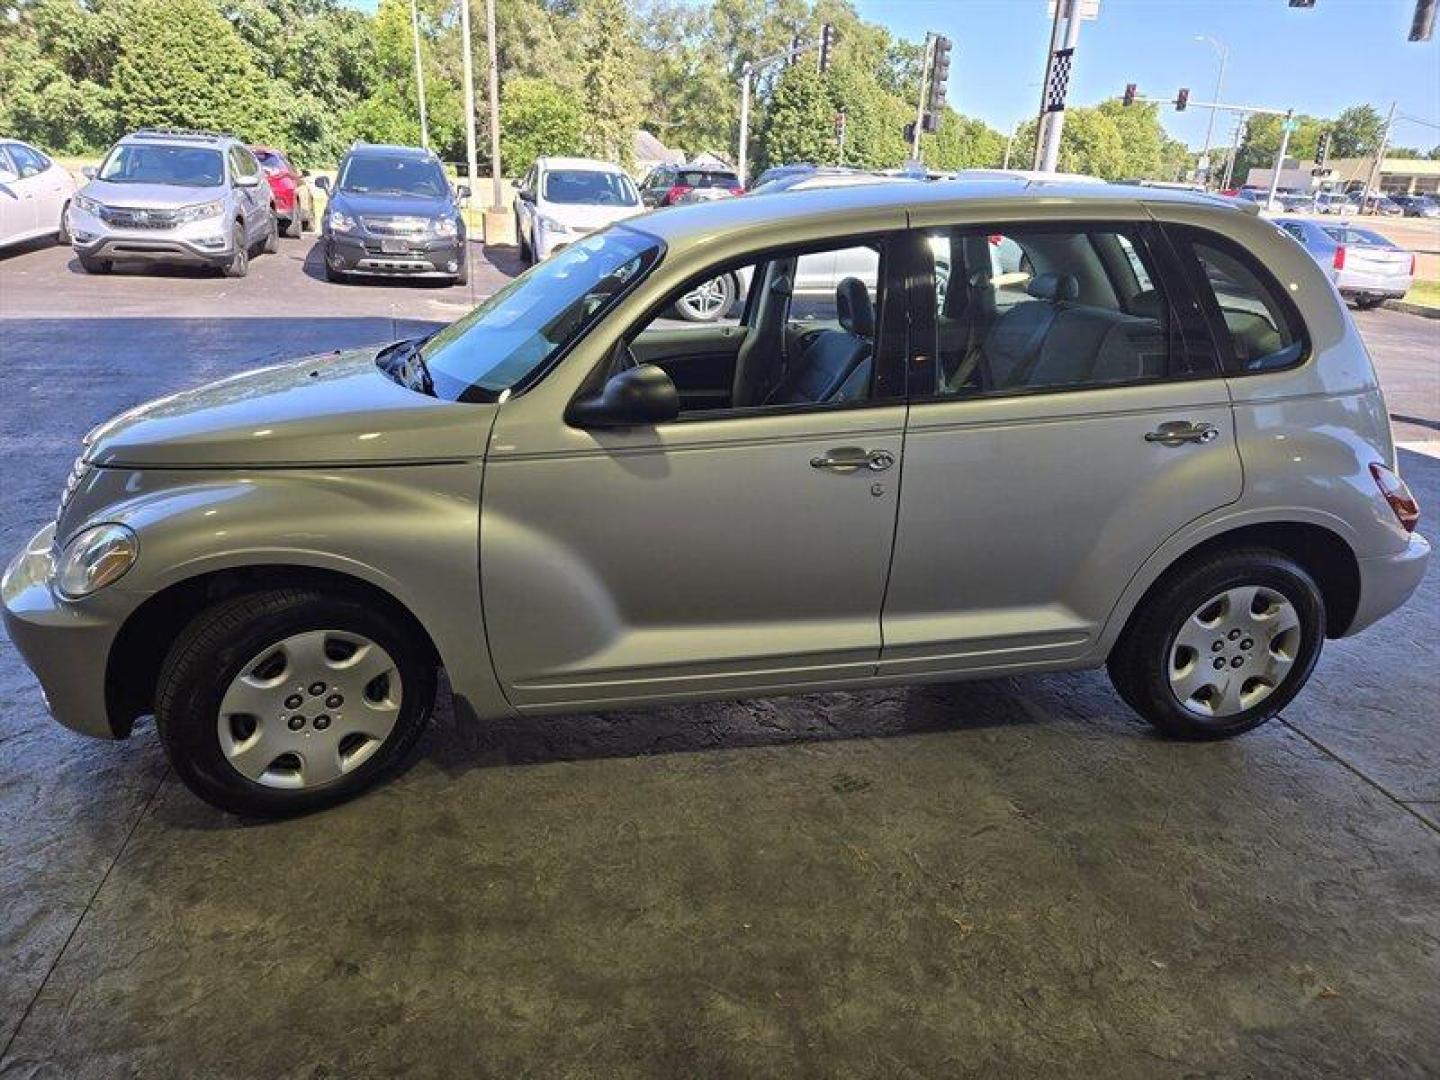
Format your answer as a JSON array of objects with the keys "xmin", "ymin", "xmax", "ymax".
[
  {"xmin": 536, "ymin": 214, "xmax": 569, "ymax": 233},
  {"xmin": 74, "ymin": 194, "xmax": 105, "ymax": 215},
  {"xmin": 174, "ymin": 200, "xmax": 224, "ymax": 223},
  {"xmin": 55, "ymin": 524, "xmax": 138, "ymax": 600},
  {"xmin": 326, "ymin": 211, "xmax": 357, "ymax": 234},
  {"xmin": 431, "ymin": 216, "xmax": 459, "ymax": 238}
]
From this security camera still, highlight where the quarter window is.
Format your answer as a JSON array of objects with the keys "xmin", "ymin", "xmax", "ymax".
[
  {"xmin": 917, "ymin": 224, "xmax": 1207, "ymax": 399},
  {"xmin": 1181, "ymin": 232, "xmax": 1305, "ymax": 372}
]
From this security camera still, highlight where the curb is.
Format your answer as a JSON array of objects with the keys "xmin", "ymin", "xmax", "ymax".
[{"xmin": 1384, "ymin": 300, "xmax": 1440, "ymax": 320}]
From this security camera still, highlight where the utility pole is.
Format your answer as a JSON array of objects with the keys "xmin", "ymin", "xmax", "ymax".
[
  {"xmin": 1036, "ymin": 1, "xmax": 1084, "ymax": 173},
  {"xmin": 1032, "ymin": 0, "xmax": 1067, "ymax": 169},
  {"xmin": 459, "ymin": 0, "xmax": 478, "ymax": 196},
  {"xmin": 738, "ymin": 62, "xmax": 752, "ymax": 183},
  {"xmin": 484, "ymin": 0, "xmax": 502, "ymax": 209},
  {"xmin": 735, "ymin": 31, "xmax": 832, "ymax": 185},
  {"xmin": 408, "ymin": 0, "xmax": 429, "ymax": 151},
  {"xmin": 1362, "ymin": 100, "xmax": 1397, "ymax": 211},
  {"xmin": 1265, "ymin": 109, "xmax": 1294, "ymax": 209},
  {"xmin": 1195, "ymin": 35, "xmax": 1229, "ymax": 185},
  {"xmin": 912, "ymin": 33, "xmax": 935, "ymax": 160},
  {"xmin": 1221, "ymin": 116, "xmax": 1245, "ymax": 190}
]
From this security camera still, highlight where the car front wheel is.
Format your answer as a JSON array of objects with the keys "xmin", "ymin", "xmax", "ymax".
[
  {"xmin": 1107, "ymin": 548, "xmax": 1324, "ymax": 740},
  {"xmin": 155, "ymin": 588, "xmax": 437, "ymax": 817},
  {"xmin": 222, "ymin": 223, "xmax": 248, "ymax": 278},
  {"xmin": 672, "ymin": 273, "xmax": 736, "ymax": 322}
]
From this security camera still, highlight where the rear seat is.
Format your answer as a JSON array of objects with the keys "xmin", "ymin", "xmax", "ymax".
[{"xmin": 984, "ymin": 272, "xmax": 1167, "ymax": 390}]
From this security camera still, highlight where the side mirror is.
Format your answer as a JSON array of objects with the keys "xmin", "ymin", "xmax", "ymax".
[
  {"xmin": 518, "ymin": 189, "xmax": 534, "ymax": 203},
  {"xmin": 300, "ymin": 168, "xmax": 311, "ymax": 178},
  {"xmin": 236, "ymin": 173, "xmax": 260, "ymax": 188},
  {"xmin": 81, "ymin": 166, "xmax": 97, "ymax": 179},
  {"xmin": 456, "ymin": 184, "xmax": 471, "ymax": 200},
  {"xmin": 314, "ymin": 175, "xmax": 331, "ymax": 193},
  {"xmin": 568, "ymin": 364, "xmax": 679, "ymax": 429}
]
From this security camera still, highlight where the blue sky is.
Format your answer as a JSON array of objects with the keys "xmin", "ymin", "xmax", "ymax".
[{"xmin": 855, "ymin": 0, "xmax": 1440, "ymax": 149}]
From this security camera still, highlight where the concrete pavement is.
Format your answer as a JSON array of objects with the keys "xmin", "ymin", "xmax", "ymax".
[{"xmin": 1, "ymin": 236, "xmax": 1437, "ymax": 1078}]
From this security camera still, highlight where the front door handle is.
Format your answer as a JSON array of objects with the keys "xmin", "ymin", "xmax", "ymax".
[
  {"xmin": 1145, "ymin": 421, "xmax": 1220, "ymax": 447},
  {"xmin": 810, "ymin": 447, "xmax": 896, "ymax": 472}
]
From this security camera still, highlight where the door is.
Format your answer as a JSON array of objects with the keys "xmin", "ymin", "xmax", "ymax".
[
  {"xmin": 11, "ymin": 145, "xmax": 67, "ymax": 236},
  {"xmin": 481, "ymin": 232, "xmax": 910, "ymax": 710},
  {"xmin": 229, "ymin": 147, "xmax": 265, "ymax": 241},
  {"xmin": 0, "ymin": 146, "xmax": 37, "ymax": 242},
  {"xmin": 880, "ymin": 220, "xmax": 1243, "ymax": 677}
]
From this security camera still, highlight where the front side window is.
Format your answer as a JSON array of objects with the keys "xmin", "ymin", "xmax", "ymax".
[
  {"xmin": 9, "ymin": 145, "xmax": 50, "ymax": 176},
  {"xmin": 99, "ymin": 145, "xmax": 225, "ymax": 187},
  {"xmin": 917, "ymin": 224, "xmax": 1206, "ymax": 399},
  {"xmin": 419, "ymin": 229, "xmax": 661, "ymax": 401},
  {"xmin": 1179, "ymin": 230, "xmax": 1305, "ymax": 373},
  {"xmin": 541, "ymin": 169, "xmax": 639, "ymax": 206},
  {"xmin": 338, "ymin": 155, "xmax": 448, "ymax": 197}
]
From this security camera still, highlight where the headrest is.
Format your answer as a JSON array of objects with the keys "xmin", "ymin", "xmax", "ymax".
[
  {"xmin": 1129, "ymin": 289, "xmax": 1164, "ymax": 321},
  {"xmin": 1027, "ymin": 272, "xmax": 1079, "ymax": 302},
  {"xmin": 836, "ymin": 277, "xmax": 874, "ymax": 337}
]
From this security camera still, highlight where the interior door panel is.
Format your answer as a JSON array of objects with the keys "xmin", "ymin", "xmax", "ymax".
[{"xmin": 630, "ymin": 325, "xmax": 745, "ymax": 411}]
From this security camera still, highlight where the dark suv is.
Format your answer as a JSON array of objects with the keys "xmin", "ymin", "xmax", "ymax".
[{"xmin": 316, "ymin": 144, "xmax": 469, "ymax": 285}]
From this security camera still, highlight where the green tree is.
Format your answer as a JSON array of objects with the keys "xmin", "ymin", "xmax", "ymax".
[
  {"xmin": 113, "ymin": 0, "xmax": 282, "ymax": 141},
  {"xmin": 924, "ymin": 110, "xmax": 1004, "ymax": 171},
  {"xmin": 499, "ymin": 77, "xmax": 586, "ymax": 172},
  {"xmin": 578, "ymin": 0, "xmax": 644, "ymax": 165},
  {"xmin": 755, "ymin": 62, "xmax": 833, "ymax": 173},
  {"xmin": 1233, "ymin": 112, "xmax": 1325, "ymax": 184},
  {"xmin": 1329, "ymin": 104, "xmax": 1386, "ymax": 159}
]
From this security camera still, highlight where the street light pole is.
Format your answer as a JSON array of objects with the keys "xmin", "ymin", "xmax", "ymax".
[
  {"xmin": 1221, "ymin": 115, "xmax": 1245, "ymax": 190},
  {"xmin": 1266, "ymin": 109, "xmax": 1294, "ymax": 209},
  {"xmin": 484, "ymin": 0, "xmax": 502, "ymax": 210},
  {"xmin": 1038, "ymin": 1, "xmax": 1083, "ymax": 173},
  {"xmin": 737, "ymin": 63, "xmax": 752, "ymax": 184},
  {"xmin": 1362, "ymin": 100, "xmax": 1397, "ymax": 211},
  {"xmin": 1032, "ymin": 0, "xmax": 1067, "ymax": 169},
  {"xmin": 1195, "ymin": 35, "xmax": 1228, "ymax": 185},
  {"xmin": 408, "ymin": 0, "xmax": 429, "ymax": 151},
  {"xmin": 459, "ymin": 0, "xmax": 478, "ymax": 195}
]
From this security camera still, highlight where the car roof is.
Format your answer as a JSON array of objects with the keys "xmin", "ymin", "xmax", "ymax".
[
  {"xmin": 538, "ymin": 156, "xmax": 627, "ymax": 173},
  {"xmin": 627, "ymin": 178, "xmax": 1254, "ymax": 246},
  {"xmin": 343, "ymin": 143, "xmax": 437, "ymax": 160},
  {"xmin": 119, "ymin": 129, "xmax": 237, "ymax": 148}
]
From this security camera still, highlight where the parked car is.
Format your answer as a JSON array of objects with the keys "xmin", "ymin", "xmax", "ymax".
[
  {"xmin": 638, "ymin": 164, "xmax": 744, "ymax": 207},
  {"xmin": 315, "ymin": 143, "xmax": 469, "ymax": 285},
  {"xmin": 250, "ymin": 145, "xmax": 314, "ymax": 237},
  {"xmin": 749, "ymin": 166, "xmax": 917, "ymax": 196},
  {"xmin": 1278, "ymin": 193, "xmax": 1315, "ymax": 214},
  {"xmin": 1364, "ymin": 195, "xmax": 1404, "ymax": 217},
  {"xmin": 1276, "ymin": 218, "xmax": 1415, "ymax": 308},
  {"xmin": 1387, "ymin": 193, "xmax": 1439, "ymax": 218},
  {"xmin": 0, "ymin": 139, "xmax": 77, "ymax": 250},
  {"xmin": 1315, "ymin": 191, "xmax": 1358, "ymax": 215},
  {"xmin": 1232, "ymin": 188, "xmax": 1284, "ymax": 213},
  {"xmin": 4, "ymin": 181, "xmax": 1428, "ymax": 817},
  {"xmin": 513, "ymin": 156, "xmax": 641, "ymax": 262},
  {"xmin": 67, "ymin": 129, "xmax": 278, "ymax": 277},
  {"xmin": 751, "ymin": 162, "xmax": 819, "ymax": 188}
]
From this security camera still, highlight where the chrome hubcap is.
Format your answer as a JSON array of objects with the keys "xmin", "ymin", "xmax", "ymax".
[
  {"xmin": 1168, "ymin": 586, "xmax": 1301, "ymax": 718},
  {"xmin": 217, "ymin": 630, "xmax": 402, "ymax": 789},
  {"xmin": 680, "ymin": 276, "xmax": 729, "ymax": 318}
]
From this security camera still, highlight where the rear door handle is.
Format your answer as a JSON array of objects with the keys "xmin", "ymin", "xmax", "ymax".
[
  {"xmin": 810, "ymin": 447, "xmax": 896, "ymax": 472},
  {"xmin": 1145, "ymin": 421, "xmax": 1220, "ymax": 446}
]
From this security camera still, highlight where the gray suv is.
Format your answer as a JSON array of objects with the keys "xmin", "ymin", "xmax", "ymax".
[
  {"xmin": 69, "ymin": 129, "xmax": 278, "ymax": 277},
  {"xmin": 3, "ymin": 181, "xmax": 1429, "ymax": 817}
]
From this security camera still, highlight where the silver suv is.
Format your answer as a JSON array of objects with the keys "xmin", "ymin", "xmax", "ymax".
[
  {"xmin": 3, "ymin": 181, "xmax": 1429, "ymax": 817},
  {"xmin": 69, "ymin": 129, "xmax": 278, "ymax": 277}
]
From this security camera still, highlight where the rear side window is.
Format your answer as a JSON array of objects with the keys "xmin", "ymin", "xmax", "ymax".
[{"xmin": 1176, "ymin": 229, "xmax": 1306, "ymax": 374}]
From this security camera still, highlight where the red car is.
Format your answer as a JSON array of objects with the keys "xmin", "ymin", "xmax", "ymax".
[{"xmin": 250, "ymin": 145, "xmax": 315, "ymax": 237}]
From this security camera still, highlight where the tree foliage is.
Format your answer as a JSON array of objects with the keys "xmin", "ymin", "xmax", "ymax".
[{"xmin": 499, "ymin": 77, "xmax": 586, "ymax": 171}]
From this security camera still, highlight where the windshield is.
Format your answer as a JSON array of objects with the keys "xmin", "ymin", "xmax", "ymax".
[
  {"xmin": 339, "ymin": 155, "xmax": 448, "ymax": 197},
  {"xmin": 678, "ymin": 170, "xmax": 738, "ymax": 189},
  {"xmin": 543, "ymin": 169, "xmax": 638, "ymax": 206},
  {"xmin": 419, "ymin": 229, "xmax": 662, "ymax": 401},
  {"xmin": 252, "ymin": 149, "xmax": 286, "ymax": 171},
  {"xmin": 99, "ymin": 145, "xmax": 224, "ymax": 187}
]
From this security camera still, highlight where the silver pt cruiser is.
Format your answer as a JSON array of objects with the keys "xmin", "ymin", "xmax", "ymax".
[{"xmin": 4, "ymin": 181, "xmax": 1429, "ymax": 817}]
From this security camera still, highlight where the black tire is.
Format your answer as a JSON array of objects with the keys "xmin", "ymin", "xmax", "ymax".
[
  {"xmin": 155, "ymin": 588, "xmax": 437, "ymax": 817},
  {"xmin": 222, "ymin": 223, "xmax": 248, "ymax": 278},
  {"xmin": 1354, "ymin": 296, "xmax": 1385, "ymax": 310},
  {"xmin": 518, "ymin": 219, "xmax": 532, "ymax": 264},
  {"xmin": 78, "ymin": 254, "xmax": 111, "ymax": 274},
  {"xmin": 262, "ymin": 212, "xmax": 280, "ymax": 254},
  {"xmin": 453, "ymin": 244, "xmax": 469, "ymax": 286},
  {"xmin": 324, "ymin": 261, "xmax": 350, "ymax": 284},
  {"xmin": 56, "ymin": 201, "xmax": 71, "ymax": 245},
  {"xmin": 282, "ymin": 213, "xmax": 302, "ymax": 239},
  {"xmin": 1107, "ymin": 547, "xmax": 1325, "ymax": 740}
]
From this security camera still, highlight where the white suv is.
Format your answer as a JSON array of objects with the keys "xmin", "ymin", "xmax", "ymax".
[{"xmin": 513, "ymin": 156, "xmax": 642, "ymax": 262}]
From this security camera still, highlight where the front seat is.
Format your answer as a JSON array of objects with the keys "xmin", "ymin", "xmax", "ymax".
[
  {"xmin": 731, "ymin": 269, "xmax": 793, "ymax": 408},
  {"xmin": 771, "ymin": 277, "xmax": 875, "ymax": 405}
]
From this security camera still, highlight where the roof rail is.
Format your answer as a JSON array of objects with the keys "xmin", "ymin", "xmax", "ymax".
[{"xmin": 130, "ymin": 127, "xmax": 229, "ymax": 143}]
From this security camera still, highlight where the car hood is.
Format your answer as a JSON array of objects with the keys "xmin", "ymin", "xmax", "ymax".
[
  {"xmin": 538, "ymin": 201, "xmax": 642, "ymax": 231},
  {"xmin": 82, "ymin": 180, "xmax": 228, "ymax": 208},
  {"xmin": 84, "ymin": 347, "xmax": 491, "ymax": 469},
  {"xmin": 329, "ymin": 191, "xmax": 455, "ymax": 218}
]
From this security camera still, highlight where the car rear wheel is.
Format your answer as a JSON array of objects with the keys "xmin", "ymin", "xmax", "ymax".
[
  {"xmin": 155, "ymin": 588, "xmax": 437, "ymax": 817},
  {"xmin": 262, "ymin": 212, "xmax": 280, "ymax": 254},
  {"xmin": 1353, "ymin": 296, "xmax": 1385, "ymax": 310},
  {"xmin": 222, "ymin": 224, "xmax": 248, "ymax": 278},
  {"xmin": 77, "ymin": 254, "xmax": 111, "ymax": 274},
  {"xmin": 1107, "ymin": 548, "xmax": 1324, "ymax": 740},
  {"xmin": 672, "ymin": 273, "xmax": 736, "ymax": 322}
]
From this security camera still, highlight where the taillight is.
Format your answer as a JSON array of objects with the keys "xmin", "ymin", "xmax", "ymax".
[
  {"xmin": 664, "ymin": 184, "xmax": 692, "ymax": 205},
  {"xmin": 1333, "ymin": 245, "xmax": 1345, "ymax": 270},
  {"xmin": 1370, "ymin": 463, "xmax": 1420, "ymax": 532},
  {"xmin": 728, "ymin": 185, "xmax": 745, "ymax": 196}
]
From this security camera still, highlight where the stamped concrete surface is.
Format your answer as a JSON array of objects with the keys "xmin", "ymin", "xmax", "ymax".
[{"xmin": 1, "ymin": 239, "xmax": 1437, "ymax": 1078}]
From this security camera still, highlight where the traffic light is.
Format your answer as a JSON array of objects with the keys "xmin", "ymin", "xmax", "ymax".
[
  {"xmin": 818, "ymin": 23, "xmax": 836, "ymax": 73},
  {"xmin": 1411, "ymin": 0, "xmax": 1437, "ymax": 41},
  {"xmin": 1288, "ymin": 0, "xmax": 1316, "ymax": 7},
  {"xmin": 1316, "ymin": 131, "xmax": 1332, "ymax": 167},
  {"xmin": 1122, "ymin": 83, "xmax": 1137, "ymax": 107},
  {"xmin": 927, "ymin": 35, "xmax": 952, "ymax": 116},
  {"xmin": 903, "ymin": 120, "xmax": 916, "ymax": 144},
  {"xmin": 1176, "ymin": 87, "xmax": 1189, "ymax": 111},
  {"xmin": 921, "ymin": 112, "xmax": 939, "ymax": 134},
  {"xmin": 788, "ymin": 35, "xmax": 801, "ymax": 66}
]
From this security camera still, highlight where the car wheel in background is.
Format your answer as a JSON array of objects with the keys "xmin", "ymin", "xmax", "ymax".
[
  {"xmin": 77, "ymin": 254, "xmax": 111, "ymax": 274},
  {"xmin": 324, "ymin": 262, "xmax": 349, "ymax": 284},
  {"xmin": 671, "ymin": 273, "xmax": 736, "ymax": 322},
  {"xmin": 453, "ymin": 246, "xmax": 469, "ymax": 286},
  {"xmin": 154, "ymin": 588, "xmax": 437, "ymax": 817},
  {"xmin": 1107, "ymin": 547, "xmax": 1324, "ymax": 740},
  {"xmin": 262, "ymin": 212, "xmax": 280, "ymax": 254},
  {"xmin": 223, "ymin": 224, "xmax": 249, "ymax": 278},
  {"xmin": 1354, "ymin": 296, "xmax": 1385, "ymax": 310},
  {"xmin": 56, "ymin": 201, "xmax": 71, "ymax": 245},
  {"xmin": 282, "ymin": 214, "xmax": 302, "ymax": 239}
]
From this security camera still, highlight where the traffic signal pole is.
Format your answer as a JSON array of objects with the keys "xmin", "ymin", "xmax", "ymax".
[
  {"xmin": 736, "ymin": 28, "xmax": 833, "ymax": 184},
  {"xmin": 1038, "ymin": 0, "xmax": 1084, "ymax": 173},
  {"xmin": 1265, "ymin": 109, "xmax": 1295, "ymax": 209},
  {"xmin": 912, "ymin": 34, "xmax": 934, "ymax": 160}
]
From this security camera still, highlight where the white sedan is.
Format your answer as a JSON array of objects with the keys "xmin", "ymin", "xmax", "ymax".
[{"xmin": 0, "ymin": 139, "xmax": 78, "ymax": 250}]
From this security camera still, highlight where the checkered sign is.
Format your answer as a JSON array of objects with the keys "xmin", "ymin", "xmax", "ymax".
[{"xmin": 1044, "ymin": 48, "xmax": 1074, "ymax": 113}]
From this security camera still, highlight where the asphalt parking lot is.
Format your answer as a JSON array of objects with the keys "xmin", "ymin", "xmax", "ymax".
[{"xmin": 1, "ymin": 236, "xmax": 1438, "ymax": 1077}]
